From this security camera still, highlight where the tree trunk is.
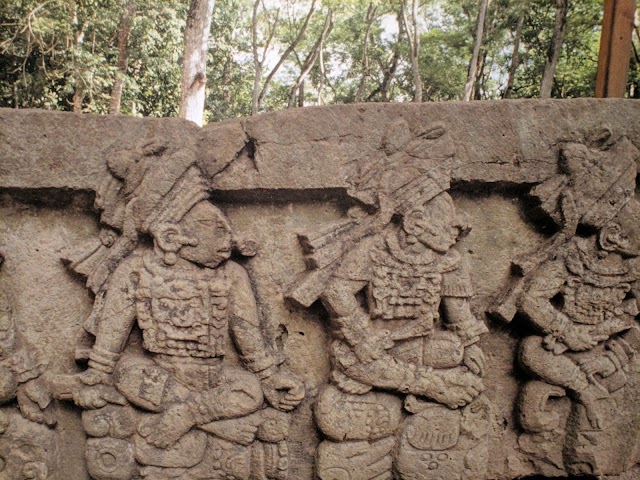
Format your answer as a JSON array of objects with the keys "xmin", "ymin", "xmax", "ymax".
[
  {"xmin": 355, "ymin": 3, "xmax": 377, "ymax": 102},
  {"xmin": 504, "ymin": 5, "xmax": 525, "ymax": 98},
  {"xmin": 288, "ymin": 10, "xmax": 333, "ymax": 108},
  {"xmin": 317, "ymin": 34, "xmax": 326, "ymax": 105},
  {"xmin": 540, "ymin": 0, "xmax": 568, "ymax": 99},
  {"xmin": 257, "ymin": 0, "xmax": 316, "ymax": 111},
  {"xmin": 464, "ymin": 0, "xmax": 490, "ymax": 101},
  {"xmin": 72, "ymin": 81, "xmax": 84, "ymax": 112},
  {"xmin": 178, "ymin": 0, "xmax": 214, "ymax": 126},
  {"xmin": 298, "ymin": 81, "xmax": 305, "ymax": 107},
  {"xmin": 370, "ymin": 9, "xmax": 403, "ymax": 102},
  {"xmin": 71, "ymin": 1, "xmax": 86, "ymax": 113},
  {"xmin": 251, "ymin": 0, "xmax": 262, "ymax": 115},
  {"xmin": 109, "ymin": 0, "xmax": 136, "ymax": 114},
  {"xmin": 401, "ymin": 0, "xmax": 422, "ymax": 102},
  {"xmin": 474, "ymin": 51, "xmax": 486, "ymax": 100},
  {"xmin": 250, "ymin": 2, "xmax": 279, "ymax": 115}
]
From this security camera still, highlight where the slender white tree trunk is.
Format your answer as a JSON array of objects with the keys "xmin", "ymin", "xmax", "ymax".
[
  {"xmin": 288, "ymin": 10, "xmax": 333, "ymax": 108},
  {"xmin": 540, "ymin": 0, "xmax": 568, "ymax": 98},
  {"xmin": 251, "ymin": 0, "xmax": 261, "ymax": 115},
  {"xmin": 401, "ymin": 0, "xmax": 422, "ymax": 102},
  {"xmin": 256, "ymin": 0, "xmax": 316, "ymax": 111},
  {"xmin": 71, "ymin": 1, "xmax": 86, "ymax": 113},
  {"xmin": 504, "ymin": 4, "xmax": 524, "ymax": 99},
  {"xmin": 464, "ymin": 0, "xmax": 490, "ymax": 101},
  {"xmin": 178, "ymin": 0, "xmax": 214, "ymax": 126},
  {"xmin": 355, "ymin": 3, "xmax": 377, "ymax": 102}
]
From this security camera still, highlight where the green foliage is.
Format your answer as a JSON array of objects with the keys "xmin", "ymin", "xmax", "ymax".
[
  {"xmin": 126, "ymin": 1, "xmax": 187, "ymax": 117},
  {"xmin": 510, "ymin": 0, "xmax": 601, "ymax": 98},
  {"xmin": 205, "ymin": 0, "xmax": 253, "ymax": 121},
  {"xmin": 0, "ymin": 0, "xmax": 616, "ymax": 121}
]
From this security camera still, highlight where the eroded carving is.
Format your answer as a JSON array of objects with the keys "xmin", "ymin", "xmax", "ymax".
[
  {"xmin": 288, "ymin": 120, "xmax": 491, "ymax": 480},
  {"xmin": 493, "ymin": 129, "xmax": 640, "ymax": 476},
  {"xmin": 4, "ymin": 104, "xmax": 640, "ymax": 479},
  {"xmin": 60, "ymin": 141, "xmax": 305, "ymax": 479},
  {"xmin": 0, "ymin": 254, "xmax": 58, "ymax": 480}
]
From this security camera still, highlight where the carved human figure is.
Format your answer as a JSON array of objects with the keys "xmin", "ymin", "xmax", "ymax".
[
  {"xmin": 64, "ymin": 144, "xmax": 304, "ymax": 480},
  {"xmin": 499, "ymin": 131, "xmax": 640, "ymax": 475},
  {"xmin": 288, "ymin": 120, "xmax": 491, "ymax": 480},
  {"xmin": 0, "ymin": 254, "xmax": 58, "ymax": 480}
]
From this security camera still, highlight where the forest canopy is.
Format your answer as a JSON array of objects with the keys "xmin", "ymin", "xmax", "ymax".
[{"xmin": 0, "ymin": 0, "xmax": 636, "ymax": 124}]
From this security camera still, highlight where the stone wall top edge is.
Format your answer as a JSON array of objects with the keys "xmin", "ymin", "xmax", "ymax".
[{"xmin": 1, "ymin": 99, "xmax": 639, "ymax": 192}]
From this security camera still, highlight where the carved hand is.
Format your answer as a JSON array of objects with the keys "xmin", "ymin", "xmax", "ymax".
[
  {"xmin": 577, "ymin": 354, "xmax": 617, "ymax": 377},
  {"xmin": 73, "ymin": 384, "xmax": 126, "ymax": 409},
  {"xmin": 261, "ymin": 370, "xmax": 305, "ymax": 411},
  {"xmin": 202, "ymin": 418, "xmax": 259, "ymax": 446},
  {"xmin": 353, "ymin": 330, "xmax": 394, "ymax": 364},
  {"xmin": 16, "ymin": 377, "xmax": 56, "ymax": 426},
  {"xmin": 416, "ymin": 368, "xmax": 484, "ymax": 409},
  {"xmin": 138, "ymin": 403, "xmax": 194, "ymax": 449},
  {"xmin": 463, "ymin": 344, "xmax": 486, "ymax": 376},
  {"xmin": 562, "ymin": 324, "xmax": 598, "ymax": 351}
]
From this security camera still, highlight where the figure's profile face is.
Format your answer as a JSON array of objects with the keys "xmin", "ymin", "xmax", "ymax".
[
  {"xmin": 403, "ymin": 194, "xmax": 462, "ymax": 254},
  {"xmin": 415, "ymin": 212, "xmax": 461, "ymax": 253},
  {"xmin": 178, "ymin": 201, "xmax": 233, "ymax": 268}
]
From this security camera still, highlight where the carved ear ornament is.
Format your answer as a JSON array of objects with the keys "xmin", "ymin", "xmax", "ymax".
[
  {"xmin": 599, "ymin": 223, "xmax": 628, "ymax": 253},
  {"xmin": 402, "ymin": 207, "xmax": 428, "ymax": 236},
  {"xmin": 233, "ymin": 236, "xmax": 259, "ymax": 257}
]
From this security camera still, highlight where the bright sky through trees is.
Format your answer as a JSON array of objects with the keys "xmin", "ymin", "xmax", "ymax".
[{"xmin": 0, "ymin": 0, "xmax": 633, "ymax": 125}]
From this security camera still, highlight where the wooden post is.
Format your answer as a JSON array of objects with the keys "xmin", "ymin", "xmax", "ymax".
[{"xmin": 596, "ymin": 0, "xmax": 636, "ymax": 97}]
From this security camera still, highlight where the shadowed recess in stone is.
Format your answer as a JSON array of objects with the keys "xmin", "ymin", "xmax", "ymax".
[{"xmin": 0, "ymin": 101, "xmax": 640, "ymax": 479}]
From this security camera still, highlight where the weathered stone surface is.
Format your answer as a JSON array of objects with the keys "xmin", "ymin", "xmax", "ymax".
[
  {"xmin": 1, "ymin": 100, "xmax": 640, "ymax": 479},
  {"xmin": 4, "ymin": 99, "xmax": 640, "ymax": 191}
]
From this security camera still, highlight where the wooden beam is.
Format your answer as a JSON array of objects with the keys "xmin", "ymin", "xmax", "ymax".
[{"xmin": 596, "ymin": 0, "xmax": 637, "ymax": 97}]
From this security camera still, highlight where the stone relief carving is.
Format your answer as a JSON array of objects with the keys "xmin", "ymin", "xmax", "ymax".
[
  {"xmin": 2, "ymin": 103, "xmax": 640, "ymax": 479},
  {"xmin": 0, "ymin": 253, "xmax": 58, "ymax": 480},
  {"xmin": 288, "ymin": 119, "xmax": 492, "ymax": 480},
  {"xmin": 492, "ymin": 128, "xmax": 640, "ymax": 476},
  {"xmin": 56, "ymin": 141, "xmax": 305, "ymax": 480}
]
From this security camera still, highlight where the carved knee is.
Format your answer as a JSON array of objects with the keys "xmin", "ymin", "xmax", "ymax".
[
  {"xmin": 114, "ymin": 360, "xmax": 170, "ymax": 413},
  {"xmin": 315, "ymin": 384, "xmax": 402, "ymax": 441},
  {"xmin": 518, "ymin": 380, "xmax": 566, "ymax": 433}
]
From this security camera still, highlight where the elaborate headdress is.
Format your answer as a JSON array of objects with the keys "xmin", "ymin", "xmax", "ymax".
[
  {"xmin": 493, "ymin": 128, "xmax": 640, "ymax": 323},
  {"xmin": 531, "ymin": 128, "xmax": 639, "ymax": 231},
  {"xmin": 65, "ymin": 139, "xmax": 209, "ymax": 295},
  {"xmin": 287, "ymin": 118, "xmax": 456, "ymax": 307}
]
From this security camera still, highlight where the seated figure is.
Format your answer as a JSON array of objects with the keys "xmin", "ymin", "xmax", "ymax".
[
  {"xmin": 0, "ymin": 253, "xmax": 57, "ymax": 480},
  {"xmin": 314, "ymin": 192, "xmax": 490, "ymax": 480},
  {"xmin": 511, "ymin": 132, "xmax": 640, "ymax": 475},
  {"xmin": 67, "ymin": 157, "xmax": 304, "ymax": 480},
  {"xmin": 289, "ymin": 120, "xmax": 491, "ymax": 480}
]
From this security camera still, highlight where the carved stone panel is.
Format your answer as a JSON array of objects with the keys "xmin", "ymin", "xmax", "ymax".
[{"xmin": 1, "ymin": 100, "xmax": 640, "ymax": 479}]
